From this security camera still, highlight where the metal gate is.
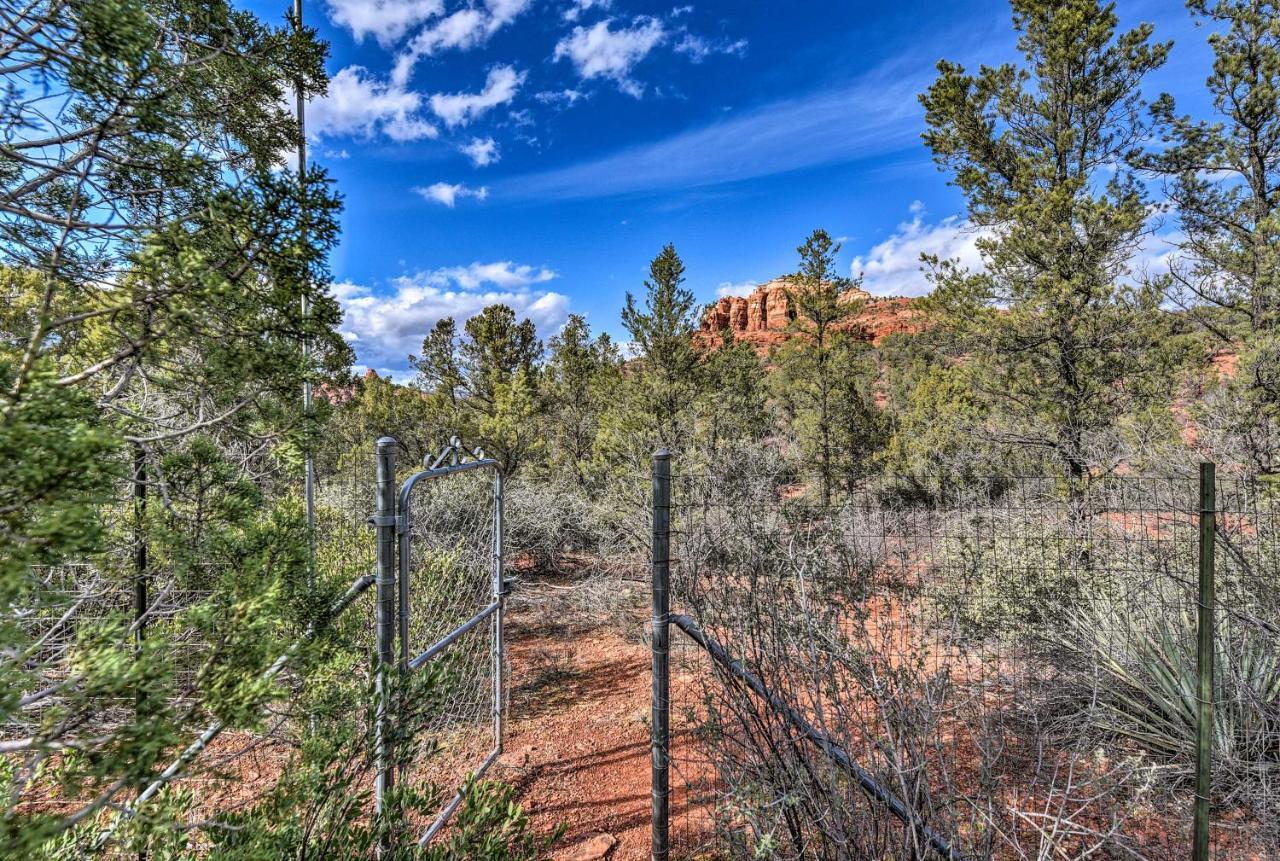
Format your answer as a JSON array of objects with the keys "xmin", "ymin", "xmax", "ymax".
[{"xmin": 371, "ymin": 435, "xmax": 506, "ymax": 846}]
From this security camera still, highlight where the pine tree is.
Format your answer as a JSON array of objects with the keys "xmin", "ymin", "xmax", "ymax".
[
  {"xmin": 618, "ymin": 243, "xmax": 701, "ymax": 451},
  {"xmin": 1146, "ymin": 0, "xmax": 1280, "ymax": 472},
  {"xmin": 774, "ymin": 229, "xmax": 876, "ymax": 505},
  {"xmin": 920, "ymin": 0, "xmax": 1173, "ymax": 494}
]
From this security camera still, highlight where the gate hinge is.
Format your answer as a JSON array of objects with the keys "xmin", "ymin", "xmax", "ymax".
[{"xmin": 367, "ymin": 514, "xmax": 398, "ymax": 528}]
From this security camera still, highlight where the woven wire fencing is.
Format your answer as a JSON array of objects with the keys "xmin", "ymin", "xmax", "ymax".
[{"xmin": 662, "ymin": 468, "xmax": 1280, "ymax": 860}]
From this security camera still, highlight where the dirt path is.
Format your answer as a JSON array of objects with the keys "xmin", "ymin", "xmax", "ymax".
[{"xmin": 492, "ymin": 586, "xmax": 654, "ymax": 861}]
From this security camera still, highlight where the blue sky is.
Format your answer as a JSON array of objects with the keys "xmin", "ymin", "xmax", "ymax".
[{"xmin": 244, "ymin": 0, "xmax": 1221, "ymax": 378}]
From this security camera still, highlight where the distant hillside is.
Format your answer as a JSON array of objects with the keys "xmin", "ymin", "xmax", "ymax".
[{"xmin": 698, "ymin": 277, "xmax": 923, "ymax": 353}]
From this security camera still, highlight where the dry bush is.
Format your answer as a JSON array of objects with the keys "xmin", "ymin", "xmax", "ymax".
[{"xmin": 665, "ymin": 464, "xmax": 1280, "ymax": 860}]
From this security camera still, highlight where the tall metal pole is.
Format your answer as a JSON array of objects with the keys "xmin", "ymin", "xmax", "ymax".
[
  {"xmin": 1193, "ymin": 461, "xmax": 1216, "ymax": 861},
  {"xmin": 294, "ymin": 0, "xmax": 316, "ymax": 573},
  {"xmin": 133, "ymin": 442, "xmax": 148, "ymax": 861},
  {"xmin": 650, "ymin": 448, "xmax": 671, "ymax": 861},
  {"xmin": 373, "ymin": 438, "xmax": 398, "ymax": 836},
  {"xmin": 133, "ymin": 443, "xmax": 148, "ymax": 655}
]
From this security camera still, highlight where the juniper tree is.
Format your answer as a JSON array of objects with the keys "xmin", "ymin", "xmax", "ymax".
[
  {"xmin": 543, "ymin": 314, "xmax": 622, "ymax": 488},
  {"xmin": 920, "ymin": 0, "xmax": 1174, "ymax": 495},
  {"xmin": 1145, "ymin": 0, "xmax": 1280, "ymax": 472},
  {"xmin": 697, "ymin": 330, "xmax": 770, "ymax": 462},
  {"xmin": 413, "ymin": 305, "xmax": 544, "ymax": 474},
  {"xmin": 0, "ymin": 0, "xmax": 352, "ymax": 855}
]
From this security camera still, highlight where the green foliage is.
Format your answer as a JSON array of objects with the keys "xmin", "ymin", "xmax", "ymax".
[
  {"xmin": 920, "ymin": 0, "xmax": 1175, "ymax": 490},
  {"xmin": 413, "ymin": 305, "xmax": 544, "ymax": 474},
  {"xmin": 1060, "ymin": 611, "xmax": 1280, "ymax": 794},
  {"xmin": 1145, "ymin": 0, "xmax": 1280, "ymax": 475},
  {"xmin": 542, "ymin": 315, "xmax": 622, "ymax": 489},
  {"xmin": 772, "ymin": 230, "xmax": 883, "ymax": 504},
  {"xmin": 425, "ymin": 780, "xmax": 560, "ymax": 861},
  {"xmin": 614, "ymin": 243, "xmax": 701, "ymax": 453}
]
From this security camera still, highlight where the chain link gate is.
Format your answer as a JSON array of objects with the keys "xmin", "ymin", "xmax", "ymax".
[{"xmin": 371, "ymin": 435, "xmax": 507, "ymax": 847}]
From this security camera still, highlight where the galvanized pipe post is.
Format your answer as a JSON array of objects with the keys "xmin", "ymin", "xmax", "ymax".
[
  {"xmin": 1193, "ymin": 461, "xmax": 1216, "ymax": 861},
  {"xmin": 373, "ymin": 437, "xmax": 398, "ymax": 828},
  {"xmin": 492, "ymin": 469, "xmax": 506, "ymax": 754},
  {"xmin": 651, "ymin": 449, "xmax": 671, "ymax": 861}
]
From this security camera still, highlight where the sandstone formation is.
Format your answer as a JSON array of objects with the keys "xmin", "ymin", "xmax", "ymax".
[{"xmin": 699, "ymin": 277, "xmax": 921, "ymax": 354}]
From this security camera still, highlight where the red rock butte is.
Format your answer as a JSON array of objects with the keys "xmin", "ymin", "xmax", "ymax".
[{"xmin": 698, "ymin": 277, "xmax": 923, "ymax": 354}]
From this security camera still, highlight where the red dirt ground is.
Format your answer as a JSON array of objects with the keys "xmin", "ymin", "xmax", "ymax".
[{"xmin": 493, "ymin": 597, "xmax": 656, "ymax": 861}]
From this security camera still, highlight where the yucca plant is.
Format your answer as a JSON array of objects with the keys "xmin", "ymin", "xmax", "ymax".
[{"xmin": 1062, "ymin": 610, "xmax": 1280, "ymax": 800}]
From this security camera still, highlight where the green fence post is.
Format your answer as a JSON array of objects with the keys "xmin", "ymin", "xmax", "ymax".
[
  {"xmin": 1193, "ymin": 461, "xmax": 1216, "ymax": 861},
  {"xmin": 651, "ymin": 448, "xmax": 671, "ymax": 861}
]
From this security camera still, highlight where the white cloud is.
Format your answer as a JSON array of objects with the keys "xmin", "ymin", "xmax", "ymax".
[
  {"xmin": 850, "ymin": 205, "xmax": 989, "ymax": 297},
  {"xmin": 716, "ymin": 280, "xmax": 758, "ymax": 298},
  {"xmin": 325, "ymin": 0, "xmax": 443, "ymax": 46},
  {"xmin": 414, "ymin": 182, "xmax": 490, "ymax": 207},
  {"xmin": 459, "ymin": 136, "xmax": 499, "ymax": 167},
  {"xmin": 554, "ymin": 17, "xmax": 666, "ymax": 97},
  {"xmin": 336, "ymin": 264, "xmax": 569, "ymax": 373},
  {"xmin": 393, "ymin": 0, "xmax": 531, "ymax": 85},
  {"xmin": 504, "ymin": 68, "xmax": 923, "ymax": 200},
  {"xmin": 534, "ymin": 88, "xmax": 587, "ymax": 108},
  {"xmin": 848, "ymin": 203, "xmax": 1180, "ymax": 298},
  {"xmin": 563, "ymin": 0, "xmax": 610, "ymax": 21},
  {"xmin": 421, "ymin": 261, "xmax": 557, "ymax": 289},
  {"xmin": 308, "ymin": 66, "xmax": 437, "ymax": 142},
  {"xmin": 673, "ymin": 33, "xmax": 747, "ymax": 63},
  {"xmin": 429, "ymin": 65, "xmax": 525, "ymax": 127}
]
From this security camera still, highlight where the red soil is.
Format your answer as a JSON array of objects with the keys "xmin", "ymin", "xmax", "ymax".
[{"xmin": 494, "ymin": 602, "xmax": 657, "ymax": 861}]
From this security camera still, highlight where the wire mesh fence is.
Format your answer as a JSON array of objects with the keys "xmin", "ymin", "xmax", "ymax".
[
  {"xmin": 398, "ymin": 459, "xmax": 504, "ymax": 839},
  {"xmin": 657, "ymin": 463, "xmax": 1280, "ymax": 860}
]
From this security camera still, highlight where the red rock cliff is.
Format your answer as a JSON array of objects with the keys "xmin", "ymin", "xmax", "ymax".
[{"xmin": 699, "ymin": 277, "xmax": 922, "ymax": 353}]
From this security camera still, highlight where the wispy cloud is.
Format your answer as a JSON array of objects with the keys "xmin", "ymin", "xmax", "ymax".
[
  {"xmin": 563, "ymin": 0, "xmax": 610, "ymax": 22},
  {"xmin": 429, "ymin": 65, "xmax": 525, "ymax": 127},
  {"xmin": 851, "ymin": 204, "xmax": 988, "ymax": 297},
  {"xmin": 503, "ymin": 68, "xmax": 923, "ymax": 201},
  {"xmin": 674, "ymin": 33, "xmax": 747, "ymax": 63},
  {"xmin": 414, "ymin": 181, "xmax": 490, "ymax": 206},
  {"xmin": 716, "ymin": 280, "xmax": 759, "ymax": 298},
  {"xmin": 392, "ymin": 0, "xmax": 531, "ymax": 85}
]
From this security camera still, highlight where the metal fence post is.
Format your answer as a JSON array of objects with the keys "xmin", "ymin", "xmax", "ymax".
[
  {"xmin": 374, "ymin": 437, "xmax": 398, "ymax": 827},
  {"xmin": 492, "ymin": 469, "xmax": 506, "ymax": 755},
  {"xmin": 1193, "ymin": 462, "xmax": 1216, "ymax": 861},
  {"xmin": 651, "ymin": 448, "xmax": 671, "ymax": 861},
  {"xmin": 133, "ymin": 442, "xmax": 148, "ymax": 657}
]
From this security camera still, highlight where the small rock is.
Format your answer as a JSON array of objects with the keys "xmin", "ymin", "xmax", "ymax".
[{"xmin": 559, "ymin": 832, "xmax": 616, "ymax": 861}]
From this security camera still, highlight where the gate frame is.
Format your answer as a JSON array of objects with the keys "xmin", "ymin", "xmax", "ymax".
[{"xmin": 372, "ymin": 435, "xmax": 506, "ymax": 847}]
